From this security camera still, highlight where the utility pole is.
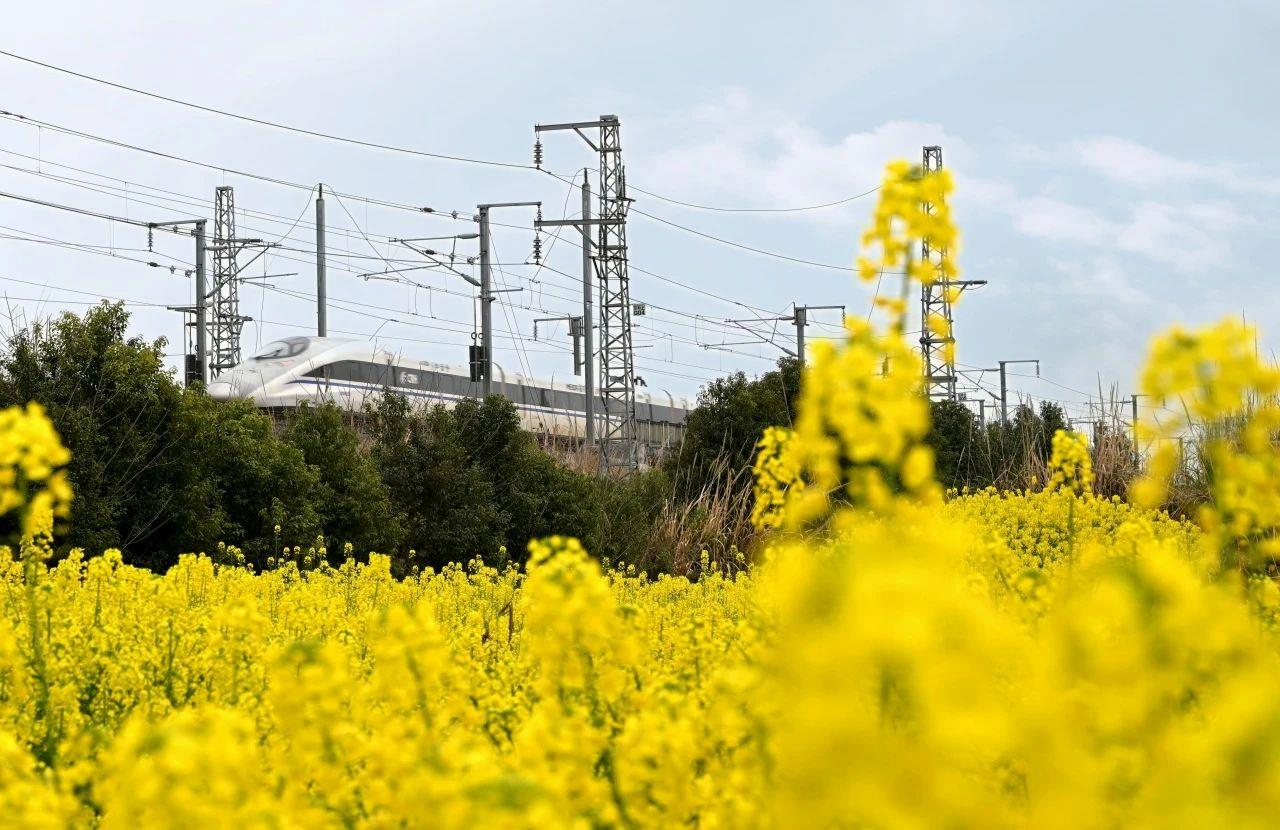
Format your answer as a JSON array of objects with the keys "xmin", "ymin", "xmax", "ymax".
[
  {"xmin": 209, "ymin": 187, "xmax": 276, "ymax": 375},
  {"xmin": 791, "ymin": 303, "xmax": 845, "ymax": 365},
  {"xmin": 478, "ymin": 201, "xmax": 541, "ymax": 397},
  {"xmin": 794, "ymin": 306, "xmax": 805, "ymax": 363},
  {"xmin": 1000, "ymin": 365, "xmax": 1007, "ymax": 427},
  {"xmin": 152, "ymin": 218, "xmax": 208, "ymax": 384},
  {"xmin": 1129, "ymin": 393, "xmax": 1144, "ymax": 463},
  {"xmin": 536, "ymin": 115, "xmax": 637, "ymax": 472},
  {"xmin": 997, "ymin": 359, "xmax": 1040, "ymax": 427},
  {"xmin": 211, "ymin": 187, "xmax": 238, "ymax": 373},
  {"xmin": 581, "ymin": 169, "xmax": 595, "ymax": 446},
  {"xmin": 196, "ymin": 223, "xmax": 206, "ymax": 385},
  {"xmin": 209, "ymin": 187, "xmax": 240, "ymax": 374},
  {"xmin": 919, "ymin": 145, "xmax": 986, "ymax": 401},
  {"xmin": 316, "ymin": 184, "xmax": 327, "ymax": 337},
  {"xmin": 478, "ymin": 205, "xmax": 492, "ymax": 397}
]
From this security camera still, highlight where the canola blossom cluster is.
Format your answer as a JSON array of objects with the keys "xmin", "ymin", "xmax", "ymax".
[
  {"xmin": 2, "ymin": 162, "xmax": 1280, "ymax": 827},
  {"xmin": 749, "ymin": 426, "xmax": 803, "ymax": 530},
  {"xmin": 0, "ymin": 403, "xmax": 72, "ymax": 538},
  {"xmin": 856, "ymin": 158, "xmax": 959, "ymax": 360},
  {"xmin": 1046, "ymin": 428, "xmax": 1094, "ymax": 495},
  {"xmin": 1132, "ymin": 319, "xmax": 1280, "ymax": 565}
]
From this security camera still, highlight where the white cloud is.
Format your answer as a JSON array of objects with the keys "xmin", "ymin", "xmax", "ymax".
[
  {"xmin": 1013, "ymin": 197, "xmax": 1117, "ymax": 244},
  {"xmin": 637, "ymin": 92, "xmax": 963, "ymax": 224},
  {"xmin": 1001, "ymin": 196, "xmax": 1245, "ymax": 272},
  {"xmin": 1074, "ymin": 137, "xmax": 1214, "ymax": 187},
  {"xmin": 974, "ymin": 172, "xmax": 1247, "ymax": 274},
  {"xmin": 638, "ymin": 94, "xmax": 1259, "ymax": 277},
  {"xmin": 1073, "ymin": 136, "xmax": 1280, "ymax": 194},
  {"xmin": 1042, "ymin": 256, "xmax": 1185, "ymax": 384},
  {"xmin": 1051, "ymin": 256, "xmax": 1154, "ymax": 310},
  {"xmin": 1115, "ymin": 201, "xmax": 1248, "ymax": 271}
]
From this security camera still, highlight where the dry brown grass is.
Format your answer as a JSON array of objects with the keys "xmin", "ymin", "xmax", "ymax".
[{"xmin": 632, "ymin": 468, "xmax": 759, "ymax": 578}]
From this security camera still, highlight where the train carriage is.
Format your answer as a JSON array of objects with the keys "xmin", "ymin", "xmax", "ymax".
[{"xmin": 206, "ymin": 336, "xmax": 692, "ymax": 455}]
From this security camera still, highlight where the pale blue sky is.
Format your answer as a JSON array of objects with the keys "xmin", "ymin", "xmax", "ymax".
[{"xmin": 0, "ymin": 1, "xmax": 1274, "ymax": 419}]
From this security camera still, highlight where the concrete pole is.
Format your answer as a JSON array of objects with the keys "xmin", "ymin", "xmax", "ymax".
[
  {"xmin": 999, "ymin": 360, "xmax": 1009, "ymax": 428},
  {"xmin": 316, "ymin": 184, "xmax": 327, "ymax": 337},
  {"xmin": 581, "ymin": 170, "xmax": 595, "ymax": 445},
  {"xmin": 1131, "ymin": 394, "xmax": 1141, "ymax": 463},
  {"xmin": 194, "ymin": 220, "xmax": 208, "ymax": 385},
  {"xmin": 478, "ymin": 206, "xmax": 493, "ymax": 397},
  {"xmin": 794, "ymin": 305, "xmax": 807, "ymax": 366}
]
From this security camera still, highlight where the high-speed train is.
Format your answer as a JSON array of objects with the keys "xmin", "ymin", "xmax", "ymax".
[{"xmin": 206, "ymin": 336, "xmax": 693, "ymax": 450}]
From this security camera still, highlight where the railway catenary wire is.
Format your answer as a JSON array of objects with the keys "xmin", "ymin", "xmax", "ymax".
[
  {"xmin": 0, "ymin": 50, "xmax": 533, "ymax": 171},
  {"xmin": 0, "ymin": 223, "xmax": 734, "ymax": 386},
  {"xmin": 0, "ymin": 225, "xmax": 1106, "ymax": 402},
  {"xmin": 0, "ymin": 214, "xmax": 749, "ymax": 369},
  {"xmin": 0, "ymin": 273, "xmax": 578, "ymax": 358},
  {"xmin": 0, "ymin": 110, "xmax": 854, "ymax": 325},
  {"xmin": 0, "ymin": 226, "xmax": 822, "ymax": 380},
  {"xmin": 0, "ymin": 153, "xmax": 813, "ymax": 360},
  {"xmin": 0, "ymin": 106, "xmax": 875, "ymax": 380},
  {"xmin": 0, "ymin": 50, "xmax": 887, "ymax": 216},
  {"xmin": 539, "ymin": 168, "xmax": 863, "ymax": 272},
  {"xmin": 228, "ymin": 180, "xmax": 771, "ymax": 363},
  {"xmin": 0, "ymin": 139, "xmax": 822, "ymax": 344},
  {"xmin": 625, "ymin": 182, "xmax": 882, "ymax": 214},
  {"xmin": 0, "ymin": 95, "xmax": 868, "ymax": 356}
]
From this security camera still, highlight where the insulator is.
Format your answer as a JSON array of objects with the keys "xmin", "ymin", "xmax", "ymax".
[
  {"xmin": 533, "ymin": 139, "xmax": 543, "ymax": 169},
  {"xmin": 147, "ymin": 227, "xmax": 153, "ymax": 251},
  {"xmin": 531, "ymin": 234, "xmax": 542, "ymax": 265}
]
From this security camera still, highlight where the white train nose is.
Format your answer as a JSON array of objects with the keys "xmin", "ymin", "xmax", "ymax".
[
  {"xmin": 207, "ymin": 379, "xmax": 235, "ymax": 400},
  {"xmin": 206, "ymin": 369, "xmax": 266, "ymax": 400}
]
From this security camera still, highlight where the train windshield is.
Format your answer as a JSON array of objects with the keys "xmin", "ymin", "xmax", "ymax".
[{"xmin": 252, "ymin": 337, "xmax": 310, "ymax": 361}]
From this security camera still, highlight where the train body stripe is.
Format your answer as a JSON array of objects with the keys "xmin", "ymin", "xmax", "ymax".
[{"xmin": 284, "ymin": 378, "xmax": 687, "ymax": 424}]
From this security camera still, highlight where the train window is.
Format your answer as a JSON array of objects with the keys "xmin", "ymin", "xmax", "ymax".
[
  {"xmin": 440, "ymin": 373, "xmax": 469, "ymax": 396},
  {"xmin": 338, "ymin": 362, "xmax": 362, "ymax": 383},
  {"xmin": 305, "ymin": 362, "xmax": 336, "ymax": 380},
  {"xmin": 304, "ymin": 361, "xmax": 392, "ymax": 386},
  {"xmin": 367, "ymin": 363, "xmax": 393, "ymax": 386},
  {"xmin": 252, "ymin": 337, "xmax": 309, "ymax": 361},
  {"xmin": 395, "ymin": 368, "xmax": 420, "ymax": 388}
]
